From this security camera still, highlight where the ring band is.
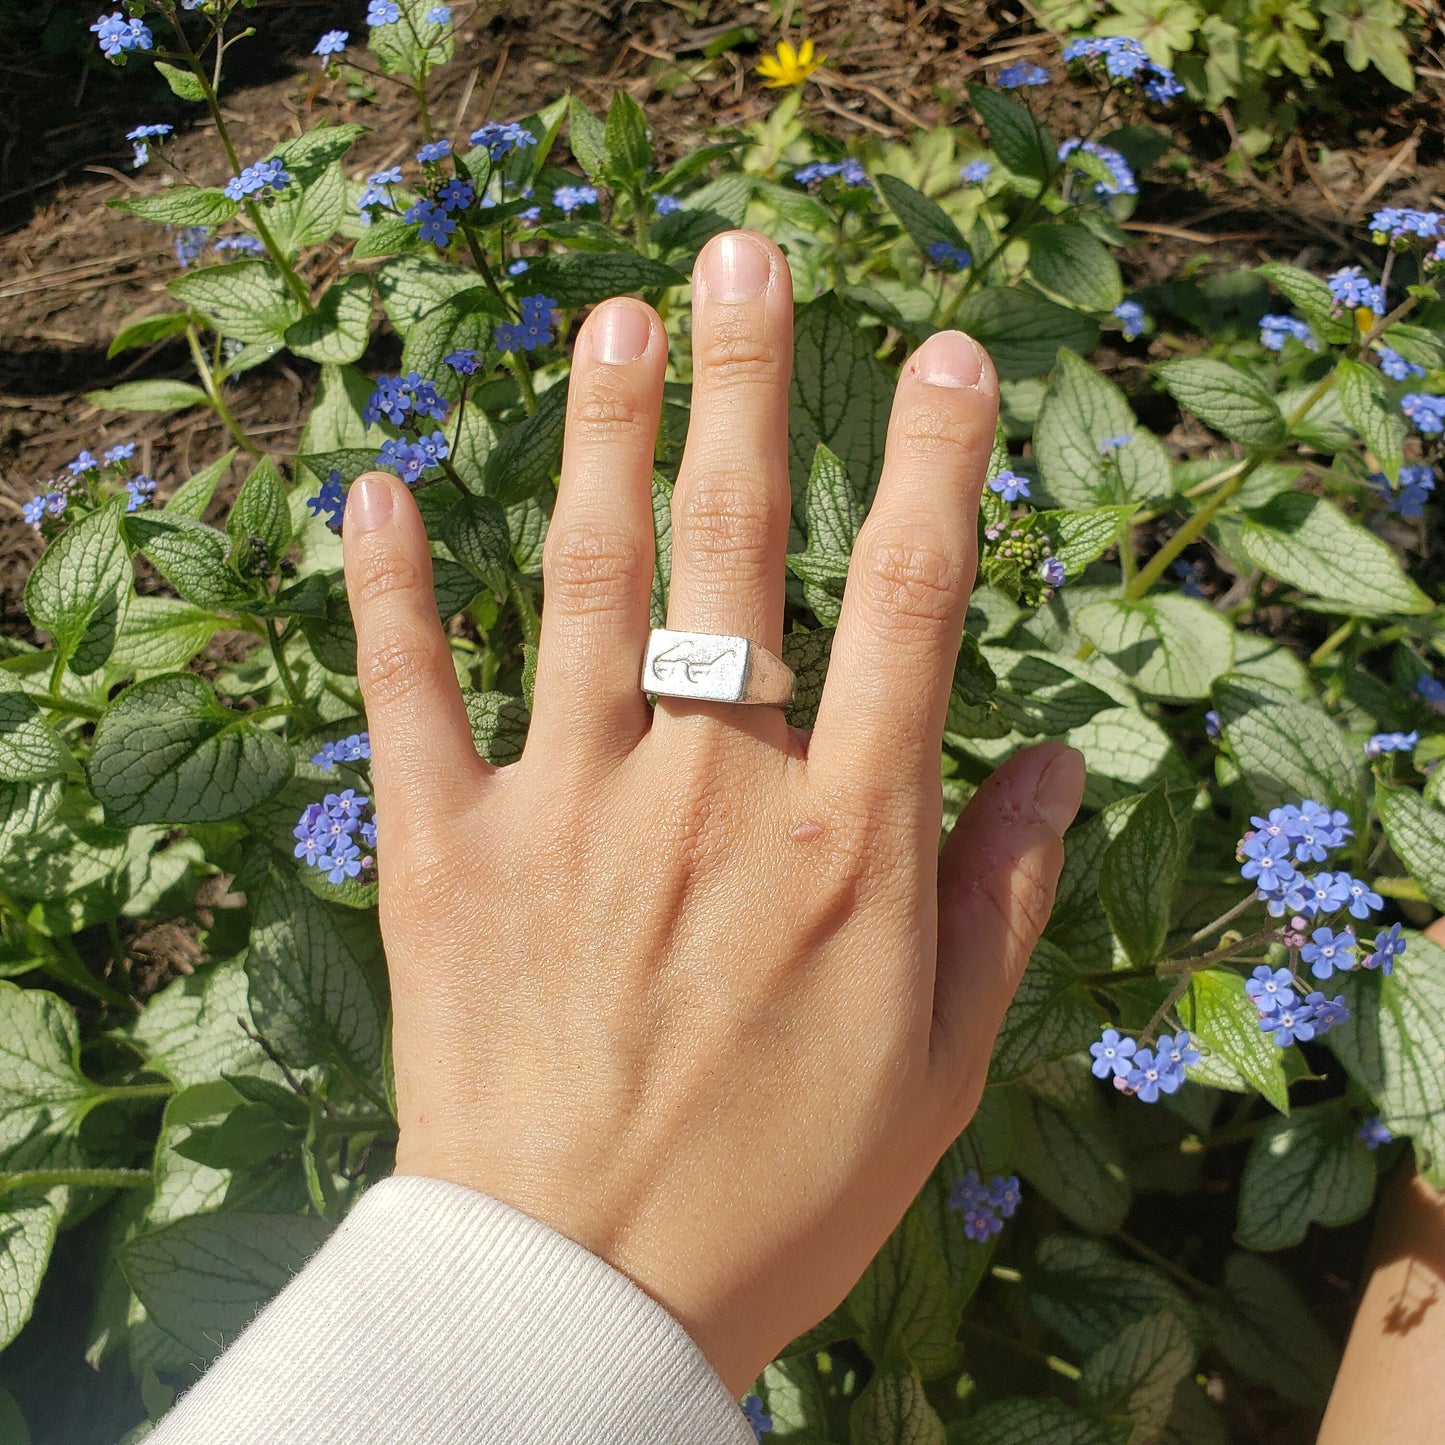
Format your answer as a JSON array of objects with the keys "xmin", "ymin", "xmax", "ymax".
[{"xmin": 641, "ymin": 628, "xmax": 795, "ymax": 707}]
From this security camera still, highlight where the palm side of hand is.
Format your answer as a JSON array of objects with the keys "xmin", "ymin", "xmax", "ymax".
[{"xmin": 341, "ymin": 229, "xmax": 1084, "ymax": 1392}]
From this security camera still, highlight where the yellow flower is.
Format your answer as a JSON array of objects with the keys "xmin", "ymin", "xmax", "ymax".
[{"xmin": 755, "ymin": 38, "xmax": 824, "ymax": 88}]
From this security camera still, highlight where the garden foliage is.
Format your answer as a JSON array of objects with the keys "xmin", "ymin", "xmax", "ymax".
[{"xmin": 2, "ymin": 3, "xmax": 1444, "ymax": 1440}]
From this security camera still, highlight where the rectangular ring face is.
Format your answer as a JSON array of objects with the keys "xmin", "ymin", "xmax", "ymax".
[{"xmin": 643, "ymin": 629, "xmax": 751, "ymax": 702}]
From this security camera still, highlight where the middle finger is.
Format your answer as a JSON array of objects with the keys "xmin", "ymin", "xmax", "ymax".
[{"xmin": 660, "ymin": 231, "xmax": 794, "ymax": 681}]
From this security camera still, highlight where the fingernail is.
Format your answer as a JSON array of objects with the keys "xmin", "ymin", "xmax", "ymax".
[
  {"xmin": 591, "ymin": 301, "xmax": 652, "ymax": 364},
  {"xmin": 703, "ymin": 232, "xmax": 771, "ymax": 301},
  {"xmin": 346, "ymin": 476, "xmax": 393, "ymax": 534},
  {"xmin": 1033, "ymin": 747, "xmax": 1086, "ymax": 837},
  {"xmin": 916, "ymin": 330, "xmax": 986, "ymax": 389}
]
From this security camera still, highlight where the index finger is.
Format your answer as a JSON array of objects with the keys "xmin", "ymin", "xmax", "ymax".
[{"xmin": 807, "ymin": 331, "xmax": 997, "ymax": 814}]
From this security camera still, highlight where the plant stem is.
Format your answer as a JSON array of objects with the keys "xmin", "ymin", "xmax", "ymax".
[
  {"xmin": 1373, "ymin": 875, "xmax": 1429, "ymax": 902},
  {"xmin": 0, "ymin": 1168, "xmax": 152, "ymax": 1198},
  {"xmin": 1158, "ymin": 925, "xmax": 1282, "ymax": 978},
  {"xmin": 1309, "ymin": 617, "xmax": 1357, "ymax": 668},
  {"xmin": 41, "ymin": 694, "xmax": 102, "ymax": 722},
  {"xmin": 958, "ymin": 1318, "xmax": 1081, "ymax": 1381},
  {"xmin": 439, "ymin": 456, "xmax": 476, "ymax": 496},
  {"xmin": 1182, "ymin": 894, "xmax": 1259, "ymax": 947},
  {"xmin": 186, "ymin": 325, "xmax": 262, "ymax": 458},
  {"xmin": 98, "ymin": 1082, "xmax": 175, "ymax": 1103},
  {"xmin": 507, "ymin": 352, "xmax": 538, "ymax": 413},
  {"xmin": 315, "ymin": 1112, "xmax": 396, "ymax": 1138},
  {"xmin": 1113, "ymin": 1230, "xmax": 1208, "ymax": 1294},
  {"xmin": 508, "ymin": 575, "xmax": 541, "ymax": 649},
  {"xmin": 267, "ymin": 624, "xmax": 310, "ymax": 723}
]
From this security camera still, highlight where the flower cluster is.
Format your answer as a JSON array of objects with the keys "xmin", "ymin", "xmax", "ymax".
[
  {"xmin": 1236, "ymin": 800, "xmax": 1374, "ymax": 917},
  {"xmin": 982, "ymin": 518, "xmax": 1065, "ymax": 599},
  {"xmin": 358, "ymin": 168, "xmax": 405, "ymax": 224},
  {"xmin": 471, "ymin": 121, "xmax": 538, "ymax": 159},
  {"xmin": 307, "ymin": 471, "xmax": 346, "ymax": 531},
  {"xmin": 313, "ymin": 29, "xmax": 349, "ymax": 58},
  {"xmin": 224, "ymin": 159, "xmax": 292, "ymax": 202},
  {"xmin": 495, "ymin": 293, "xmax": 561, "ymax": 354},
  {"xmin": 22, "ymin": 444, "xmax": 152, "ymax": 531},
  {"xmin": 1058, "ymin": 138, "xmax": 1137, "ymax": 197},
  {"xmin": 553, "ymin": 183, "xmax": 599, "ymax": 213},
  {"xmin": 960, "ymin": 159, "xmax": 992, "ymax": 184},
  {"xmin": 1327, "ymin": 266, "xmax": 1385, "ymax": 316},
  {"xmin": 989, "ymin": 469, "xmax": 1031, "ymax": 503},
  {"xmin": 741, "ymin": 1395, "xmax": 773, "ymax": 1440},
  {"xmin": 1247, "ymin": 968, "xmax": 1350, "ymax": 1046},
  {"xmin": 996, "ymin": 62, "xmax": 1049, "ymax": 89},
  {"xmin": 312, "ymin": 732, "xmax": 372, "ymax": 769},
  {"xmin": 1419, "ymin": 675, "xmax": 1445, "ymax": 706},
  {"xmin": 1061, "ymin": 36, "xmax": 1183, "ymax": 103},
  {"xmin": 1260, "ymin": 315, "xmax": 1317, "ymax": 352},
  {"xmin": 1369, "ymin": 207, "xmax": 1444, "ymax": 246},
  {"xmin": 127, "ymin": 123, "xmax": 172, "ymax": 169},
  {"xmin": 294, "ymin": 791, "xmax": 378, "ymax": 884},
  {"xmin": 1364, "ymin": 729, "xmax": 1419, "ymax": 758},
  {"xmin": 1376, "ymin": 343, "xmax": 1425, "ymax": 381},
  {"xmin": 362, "ymin": 373, "xmax": 453, "ymax": 485},
  {"xmin": 1090, "ymin": 1029, "xmax": 1201, "ymax": 1102},
  {"xmin": 1400, "ymin": 393, "xmax": 1445, "ymax": 435},
  {"xmin": 1370, "ymin": 464, "xmax": 1435, "ymax": 519},
  {"xmin": 948, "ymin": 1170, "xmax": 1022, "ymax": 1241},
  {"xmin": 926, "ymin": 240, "xmax": 972, "ymax": 270},
  {"xmin": 1114, "ymin": 300, "xmax": 1146, "ymax": 340},
  {"xmin": 792, "ymin": 159, "xmax": 868, "ymax": 187},
  {"xmin": 1357, "ymin": 1116, "xmax": 1394, "ymax": 1150},
  {"xmin": 92, "ymin": 11, "xmax": 152, "ymax": 59}
]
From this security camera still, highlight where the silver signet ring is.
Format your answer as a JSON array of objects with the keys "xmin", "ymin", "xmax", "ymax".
[{"xmin": 641, "ymin": 628, "xmax": 795, "ymax": 707}]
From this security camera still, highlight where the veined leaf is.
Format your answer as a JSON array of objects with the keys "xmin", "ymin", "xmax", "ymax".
[
  {"xmin": 1158, "ymin": 358, "xmax": 1284, "ymax": 447},
  {"xmin": 1177, "ymin": 969, "xmax": 1290, "ymax": 1112},
  {"xmin": 1377, "ymin": 787, "xmax": 1445, "ymax": 910},
  {"xmin": 23, "ymin": 499, "xmax": 130, "ymax": 676}
]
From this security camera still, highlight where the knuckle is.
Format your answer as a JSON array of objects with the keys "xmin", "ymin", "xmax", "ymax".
[
  {"xmin": 695, "ymin": 316, "xmax": 781, "ymax": 388},
  {"xmin": 857, "ymin": 527, "xmax": 967, "ymax": 629},
  {"xmin": 349, "ymin": 547, "xmax": 423, "ymax": 612},
  {"xmin": 543, "ymin": 524, "xmax": 647, "ymax": 613},
  {"xmin": 358, "ymin": 631, "xmax": 446, "ymax": 711},
  {"xmin": 673, "ymin": 474, "xmax": 779, "ymax": 572},
  {"xmin": 569, "ymin": 373, "xmax": 650, "ymax": 443}
]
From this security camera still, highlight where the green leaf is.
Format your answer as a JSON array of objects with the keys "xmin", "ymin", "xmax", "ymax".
[
  {"xmin": 88, "ymin": 674, "xmax": 294, "ymax": 825},
  {"xmin": 990, "ymin": 939, "xmax": 1106, "ymax": 1082},
  {"xmin": 1075, "ymin": 595, "xmax": 1235, "ymax": 701},
  {"xmin": 877, "ymin": 174, "xmax": 968, "ymax": 257},
  {"xmin": 847, "ymin": 1206, "xmax": 960, "ymax": 1378},
  {"xmin": 294, "ymin": 449, "xmax": 384, "ymax": 488},
  {"xmin": 153, "ymin": 59, "xmax": 206, "ymax": 100},
  {"xmin": 226, "ymin": 456, "xmax": 292, "ymax": 564},
  {"xmin": 1377, "ymin": 787, "xmax": 1445, "ymax": 910},
  {"xmin": 849, "ymin": 1368, "xmax": 945, "ymax": 1445},
  {"xmin": 272, "ymin": 124, "xmax": 368, "ymax": 183},
  {"xmin": 284, "ymin": 274, "xmax": 374, "ymax": 365},
  {"xmin": 793, "ymin": 442, "xmax": 864, "ymax": 625},
  {"xmin": 171, "ymin": 1103, "xmax": 297, "ymax": 1171},
  {"xmin": 519, "ymin": 253, "xmax": 686, "ymax": 307},
  {"xmin": 1335, "ymin": 356, "xmax": 1406, "ymax": 481},
  {"xmin": 790, "ymin": 294, "xmax": 894, "ymax": 523},
  {"xmin": 1331, "ymin": 933, "xmax": 1445, "ymax": 1186},
  {"xmin": 23, "ymin": 498, "xmax": 130, "ymax": 675},
  {"xmin": 956, "ymin": 1399, "xmax": 1129, "ymax": 1445},
  {"xmin": 266, "ymin": 159, "xmax": 349, "ymax": 253},
  {"xmin": 1158, "ymin": 359, "xmax": 1285, "ymax": 446},
  {"xmin": 483, "ymin": 377, "xmax": 569, "ymax": 506},
  {"xmin": 1028, "ymin": 1235, "xmax": 1201, "ymax": 1359},
  {"xmin": 1240, "ymin": 493, "xmax": 1430, "ymax": 617},
  {"xmin": 400, "ymin": 289, "xmax": 501, "ymax": 395},
  {"xmin": 166, "ymin": 449, "xmax": 236, "ymax": 520},
  {"xmin": 981, "ymin": 649, "xmax": 1118, "ymax": 736},
  {"xmin": 1255, "ymin": 264, "xmax": 1352, "ymax": 344},
  {"xmin": 170, "ymin": 261, "xmax": 304, "ymax": 344},
  {"xmin": 0, "ymin": 781, "xmax": 64, "ymax": 861},
  {"xmin": 1176, "ymin": 969, "xmax": 1289, "ymax": 1112},
  {"xmin": 603, "ymin": 89, "xmax": 653, "ymax": 186},
  {"xmin": 1080, "ymin": 1311, "xmax": 1195, "ymax": 1439},
  {"xmin": 967, "ymin": 83, "xmax": 1055, "ymax": 183},
  {"xmin": 247, "ymin": 868, "xmax": 384, "ymax": 1082},
  {"xmin": 85, "ymin": 379, "xmax": 210, "ymax": 414},
  {"xmin": 0, "ymin": 983, "xmax": 96, "ymax": 1163},
  {"xmin": 122, "ymin": 1213, "xmax": 332, "ymax": 1363},
  {"xmin": 957, "ymin": 288, "xmax": 1100, "ymax": 382},
  {"xmin": 1027, "ymin": 223, "xmax": 1123, "ymax": 312},
  {"xmin": 1200, "ymin": 1254, "xmax": 1340, "ymax": 1408},
  {"xmin": 1235, "ymin": 1102, "xmax": 1374, "ymax": 1249},
  {"xmin": 782, "ymin": 628, "xmax": 834, "ymax": 729},
  {"xmin": 462, "ymin": 690, "xmax": 530, "ymax": 766},
  {"xmin": 1035, "ymin": 351, "xmax": 1172, "ymax": 507},
  {"xmin": 375, "ymin": 254, "xmax": 484, "ymax": 337},
  {"xmin": 441, "ymin": 495, "xmax": 512, "ymax": 589},
  {"xmin": 1067, "ymin": 707, "xmax": 1191, "ymax": 810},
  {"xmin": 651, "ymin": 472, "xmax": 673, "ymax": 627},
  {"xmin": 1097, "ymin": 784, "xmax": 1190, "ymax": 967},
  {"xmin": 107, "ymin": 311, "xmax": 192, "ymax": 359},
  {"xmin": 1014, "ymin": 1064, "xmax": 1131, "ymax": 1233},
  {"xmin": 0, "ymin": 1196, "xmax": 62, "ymax": 1353},
  {"xmin": 126, "ymin": 513, "xmax": 252, "ymax": 611},
  {"xmin": 113, "ymin": 186, "xmax": 237, "ymax": 228},
  {"xmin": 567, "ymin": 97, "xmax": 608, "ymax": 181},
  {"xmin": 1212, "ymin": 673, "xmax": 1363, "ymax": 816},
  {"xmin": 0, "ymin": 674, "xmax": 70, "ymax": 783}
]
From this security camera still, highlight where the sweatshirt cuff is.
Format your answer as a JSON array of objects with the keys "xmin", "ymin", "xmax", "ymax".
[{"xmin": 151, "ymin": 1174, "xmax": 755, "ymax": 1445}]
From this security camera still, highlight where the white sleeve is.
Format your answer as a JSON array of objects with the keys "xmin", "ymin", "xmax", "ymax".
[{"xmin": 148, "ymin": 1175, "xmax": 756, "ymax": 1444}]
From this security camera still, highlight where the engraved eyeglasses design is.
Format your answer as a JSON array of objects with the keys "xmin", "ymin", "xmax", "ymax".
[{"xmin": 649, "ymin": 639, "xmax": 740, "ymax": 685}]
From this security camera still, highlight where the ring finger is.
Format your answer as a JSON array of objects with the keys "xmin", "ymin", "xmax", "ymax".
[{"xmin": 657, "ymin": 231, "xmax": 794, "ymax": 723}]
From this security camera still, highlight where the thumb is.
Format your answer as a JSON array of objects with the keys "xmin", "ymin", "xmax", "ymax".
[
  {"xmin": 342, "ymin": 472, "xmax": 488, "ymax": 827},
  {"xmin": 928, "ymin": 742, "xmax": 1085, "ymax": 1120}
]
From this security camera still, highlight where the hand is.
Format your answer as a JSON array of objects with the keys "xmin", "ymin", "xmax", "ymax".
[{"xmin": 340, "ymin": 229, "xmax": 1085, "ymax": 1394}]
